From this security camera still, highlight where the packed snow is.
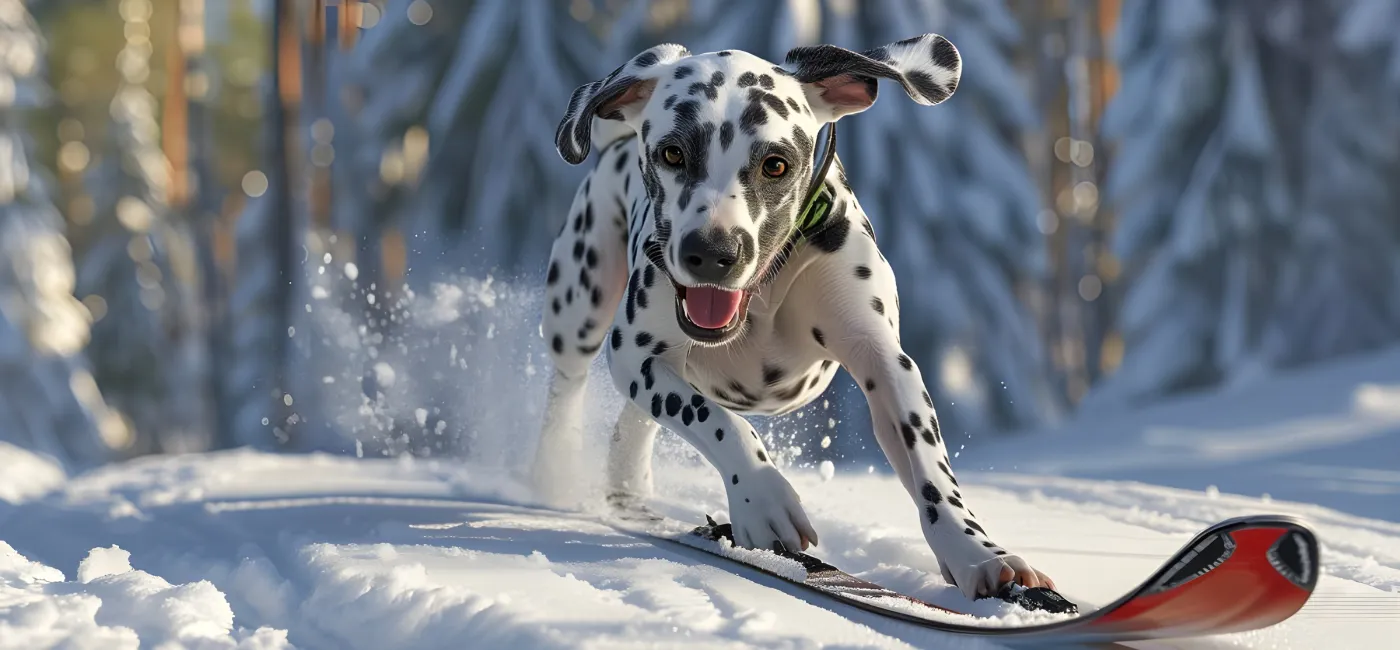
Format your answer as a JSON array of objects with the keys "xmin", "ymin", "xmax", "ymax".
[{"xmin": 2, "ymin": 435, "xmax": 1397, "ymax": 649}]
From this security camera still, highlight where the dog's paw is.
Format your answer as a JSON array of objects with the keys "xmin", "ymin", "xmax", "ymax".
[
  {"xmin": 724, "ymin": 465, "xmax": 819, "ymax": 552},
  {"xmin": 529, "ymin": 445, "xmax": 580, "ymax": 509},
  {"xmin": 939, "ymin": 552, "xmax": 1056, "ymax": 602}
]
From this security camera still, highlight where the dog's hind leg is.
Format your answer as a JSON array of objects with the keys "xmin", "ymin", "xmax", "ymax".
[{"xmin": 532, "ymin": 144, "xmax": 633, "ymax": 507}]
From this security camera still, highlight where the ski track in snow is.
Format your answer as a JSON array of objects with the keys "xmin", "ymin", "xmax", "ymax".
[{"xmin": 1, "ymin": 444, "xmax": 1398, "ymax": 649}]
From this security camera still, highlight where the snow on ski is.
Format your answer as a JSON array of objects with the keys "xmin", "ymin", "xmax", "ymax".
[{"xmin": 609, "ymin": 511, "xmax": 1320, "ymax": 644}]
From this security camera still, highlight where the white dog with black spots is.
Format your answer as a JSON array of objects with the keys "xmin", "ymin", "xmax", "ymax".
[{"xmin": 531, "ymin": 34, "xmax": 1055, "ymax": 601}]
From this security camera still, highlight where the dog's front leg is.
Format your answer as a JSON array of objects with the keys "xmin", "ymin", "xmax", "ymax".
[
  {"xmin": 606, "ymin": 341, "xmax": 819, "ymax": 551},
  {"xmin": 817, "ymin": 267, "xmax": 1053, "ymax": 600}
]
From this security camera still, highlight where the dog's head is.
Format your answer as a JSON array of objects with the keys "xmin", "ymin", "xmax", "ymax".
[{"xmin": 556, "ymin": 35, "xmax": 961, "ymax": 345}]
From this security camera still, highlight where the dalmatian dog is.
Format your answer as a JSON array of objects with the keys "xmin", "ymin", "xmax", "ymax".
[{"xmin": 531, "ymin": 34, "xmax": 1055, "ymax": 601}]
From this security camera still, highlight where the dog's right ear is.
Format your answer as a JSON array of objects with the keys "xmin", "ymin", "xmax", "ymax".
[{"xmin": 555, "ymin": 43, "xmax": 691, "ymax": 165}]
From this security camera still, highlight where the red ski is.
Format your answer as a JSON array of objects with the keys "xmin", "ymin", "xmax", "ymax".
[{"xmin": 624, "ymin": 513, "xmax": 1319, "ymax": 644}]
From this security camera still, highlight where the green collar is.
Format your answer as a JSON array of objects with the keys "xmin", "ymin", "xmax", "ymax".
[{"xmin": 795, "ymin": 185, "xmax": 833, "ymax": 239}]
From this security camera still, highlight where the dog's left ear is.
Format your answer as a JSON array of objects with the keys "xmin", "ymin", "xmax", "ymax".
[{"xmin": 782, "ymin": 34, "xmax": 961, "ymax": 123}]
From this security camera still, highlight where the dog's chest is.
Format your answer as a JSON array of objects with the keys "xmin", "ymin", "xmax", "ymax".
[{"xmin": 680, "ymin": 291, "xmax": 839, "ymax": 417}]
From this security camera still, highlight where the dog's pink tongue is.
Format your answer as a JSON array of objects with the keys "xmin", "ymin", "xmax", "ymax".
[{"xmin": 684, "ymin": 287, "xmax": 744, "ymax": 329}]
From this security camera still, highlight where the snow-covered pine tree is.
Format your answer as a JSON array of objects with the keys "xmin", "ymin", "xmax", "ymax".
[
  {"xmin": 1261, "ymin": 0, "xmax": 1400, "ymax": 368},
  {"xmin": 0, "ymin": 0, "xmax": 122, "ymax": 467},
  {"xmin": 1090, "ymin": 0, "xmax": 1400, "ymax": 409},
  {"xmin": 406, "ymin": 0, "xmax": 624, "ymax": 280},
  {"xmin": 812, "ymin": 0, "xmax": 1061, "ymax": 437},
  {"xmin": 77, "ymin": 2, "xmax": 211, "ymax": 455},
  {"xmin": 224, "ymin": 0, "xmax": 300, "ymax": 451}
]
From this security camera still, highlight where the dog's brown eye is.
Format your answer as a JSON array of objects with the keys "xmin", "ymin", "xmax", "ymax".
[
  {"xmin": 762, "ymin": 156, "xmax": 788, "ymax": 178},
  {"xmin": 662, "ymin": 146, "xmax": 684, "ymax": 167}
]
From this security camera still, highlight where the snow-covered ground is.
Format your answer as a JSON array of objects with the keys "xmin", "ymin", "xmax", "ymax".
[
  {"xmin": 2, "ymin": 439, "xmax": 1397, "ymax": 650},
  {"xmin": 961, "ymin": 344, "xmax": 1400, "ymax": 522}
]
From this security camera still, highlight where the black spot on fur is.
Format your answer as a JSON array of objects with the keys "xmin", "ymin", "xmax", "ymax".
[
  {"xmin": 637, "ymin": 289, "xmax": 649, "ymax": 309},
  {"xmin": 547, "ymin": 262, "xmax": 559, "ymax": 285},
  {"xmin": 673, "ymin": 65, "xmax": 694, "ymax": 79},
  {"xmin": 922, "ymin": 391, "xmax": 933, "ymax": 407},
  {"xmin": 757, "ymin": 450, "xmax": 768, "ymax": 463},
  {"xmin": 921, "ymin": 481, "xmax": 942, "ymax": 503},
  {"xmin": 715, "ymin": 428, "xmax": 724, "ymax": 441},
  {"xmin": 728, "ymin": 381, "xmax": 759, "ymax": 402},
  {"xmin": 811, "ymin": 328, "xmax": 825, "ymax": 347},
  {"xmin": 731, "ymin": 474, "xmax": 739, "ymax": 484},
  {"xmin": 898, "ymin": 354, "xmax": 913, "ymax": 370},
  {"xmin": 758, "ymin": 74, "xmax": 774, "ymax": 89},
  {"xmin": 786, "ymin": 97, "xmax": 801, "ymax": 113},
  {"xmin": 982, "ymin": 541, "xmax": 998, "ymax": 548},
  {"xmin": 635, "ymin": 51, "xmax": 659, "ymax": 67},
  {"xmin": 718, "ymin": 50, "xmax": 732, "ymax": 57},
  {"xmin": 964, "ymin": 519, "xmax": 984, "ymax": 535},
  {"xmin": 651, "ymin": 393, "xmax": 662, "ymax": 417},
  {"xmin": 697, "ymin": 406, "xmax": 710, "ymax": 422},
  {"xmin": 551, "ymin": 335, "xmax": 563, "ymax": 354},
  {"xmin": 738, "ymin": 72, "xmax": 757, "ymax": 88},
  {"xmin": 925, "ymin": 506, "xmax": 939, "ymax": 525},
  {"xmin": 855, "ymin": 265, "xmax": 871, "ymax": 280},
  {"xmin": 901, "ymin": 423, "xmax": 916, "ymax": 448},
  {"xmin": 931, "ymin": 37, "xmax": 960, "ymax": 70},
  {"xmin": 682, "ymin": 406, "xmax": 694, "ymax": 425},
  {"xmin": 872, "ymin": 297, "xmax": 885, "ymax": 314},
  {"xmin": 585, "ymin": 247, "xmax": 598, "ymax": 268},
  {"xmin": 590, "ymin": 287, "xmax": 602, "ymax": 307},
  {"xmin": 629, "ymin": 381, "xmax": 638, "ymax": 398},
  {"xmin": 806, "ymin": 211, "xmax": 850, "ymax": 252},
  {"xmin": 756, "ymin": 90, "xmax": 788, "ymax": 119},
  {"xmin": 614, "ymin": 149, "xmax": 630, "ymax": 172},
  {"xmin": 666, "ymin": 393, "xmax": 683, "ymax": 417},
  {"xmin": 551, "ymin": 298, "xmax": 560, "ymax": 314},
  {"xmin": 635, "ymin": 332, "xmax": 653, "ymax": 348},
  {"xmin": 643, "ymin": 265, "xmax": 656, "ymax": 288},
  {"xmin": 688, "ymin": 80, "xmax": 717, "ymax": 100},
  {"xmin": 906, "ymin": 70, "xmax": 950, "ymax": 104},
  {"xmin": 909, "ymin": 413, "xmax": 923, "ymax": 428},
  {"xmin": 572, "ymin": 240, "xmax": 584, "ymax": 261},
  {"xmin": 938, "ymin": 461, "xmax": 958, "ymax": 485},
  {"xmin": 651, "ymin": 341, "xmax": 669, "ymax": 356},
  {"xmin": 739, "ymin": 97, "xmax": 767, "ymax": 135},
  {"xmin": 641, "ymin": 357, "xmax": 656, "ymax": 390},
  {"xmin": 578, "ymin": 267, "xmax": 591, "ymax": 289},
  {"xmin": 865, "ymin": 379, "xmax": 875, "ymax": 391},
  {"xmin": 719, "ymin": 121, "xmax": 734, "ymax": 151},
  {"xmin": 762, "ymin": 364, "xmax": 785, "ymax": 386},
  {"xmin": 922, "ymin": 429, "xmax": 937, "ymax": 446},
  {"xmin": 690, "ymin": 395, "xmax": 703, "ymax": 408}
]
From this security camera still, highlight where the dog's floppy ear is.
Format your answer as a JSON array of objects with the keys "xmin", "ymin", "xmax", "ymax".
[
  {"xmin": 782, "ymin": 34, "xmax": 961, "ymax": 123},
  {"xmin": 555, "ymin": 43, "xmax": 691, "ymax": 165}
]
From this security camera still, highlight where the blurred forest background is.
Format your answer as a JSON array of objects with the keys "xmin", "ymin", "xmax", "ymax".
[{"xmin": 4, "ymin": 0, "xmax": 1400, "ymax": 475}]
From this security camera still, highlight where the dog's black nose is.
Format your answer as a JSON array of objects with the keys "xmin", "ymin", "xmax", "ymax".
[{"xmin": 680, "ymin": 230, "xmax": 742, "ymax": 285}]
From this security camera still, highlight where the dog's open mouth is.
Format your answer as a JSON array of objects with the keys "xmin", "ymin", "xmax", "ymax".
[{"xmin": 674, "ymin": 284, "xmax": 752, "ymax": 343}]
